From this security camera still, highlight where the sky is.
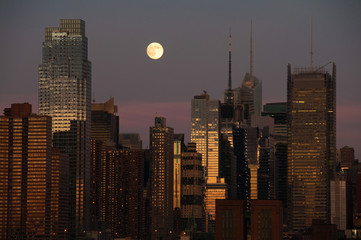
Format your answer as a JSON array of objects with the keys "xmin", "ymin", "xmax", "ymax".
[{"xmin": 0, "ymin": 0, "xmax": 360, "ymax": 159}]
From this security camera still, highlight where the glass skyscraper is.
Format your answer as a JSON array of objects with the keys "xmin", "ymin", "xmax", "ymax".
[
  {"xmin": 191, "ymin": 93, "xmax": 227, "ymax": 232},
  {"xmin": 287, "ymin": 63, "xmax": 336, "ymax": 231},
  {"xmin": 38, "ymin": 19, "xmax": 91, "ymax": 237}
]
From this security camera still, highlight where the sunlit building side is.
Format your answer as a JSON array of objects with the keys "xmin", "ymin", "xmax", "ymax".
[
  {"xmin": 38, "ymin": 19, "xmax": 92, "ymax": 237},
  {"xmin": 0, "ymin": 103, "xmax": 52, "ymax": 239}
]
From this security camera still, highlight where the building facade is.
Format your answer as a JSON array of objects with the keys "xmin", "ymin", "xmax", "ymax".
[
  {"xmin": 287, "ymin": 63, "xmax": 336, "ymax": 230},
  {"xmin": 181, "ymin": 143, "xmax": 204, "ymax": 231},
  {"xmin": 215, "ymin": 200, "xmax": 246, "ymax": 240},
  {"xmin": 0, "ymin": 104, "xmax": 52, "ymax": 239},
  {"xmin": 38, "ymin": 19, "xmax": 92, "ymax": 236},
  {"xmin": 150, "ymin": 117, "xmax": 174, "ymax": 239},
  {"xmin": 91, "ymin": 98, "xmax": 119, "ymax": 148},
  {"xmin": 191, "ymin": 93, "xmax": 227, "ymax": 231},
  {"xmin": 250, "ymin": 200, "xmax": 283, "ymax": 240}
]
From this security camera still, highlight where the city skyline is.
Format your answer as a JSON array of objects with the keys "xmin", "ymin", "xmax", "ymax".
[{"xmin": 0, "ymin": 0, "xmax": 360, "ymax": 159}]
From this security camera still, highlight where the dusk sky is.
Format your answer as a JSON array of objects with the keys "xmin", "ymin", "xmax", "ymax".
[{"xmin": 0, "ymin": 0, "xmax": 360, "ymax": 159}]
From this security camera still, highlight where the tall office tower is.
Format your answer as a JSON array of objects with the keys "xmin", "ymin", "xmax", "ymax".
[
  {"xmin": 100, "ymin": 150, "xmax": 144, "ymax": 239},
  {"xmin": 262, "ymin": 102, "xmax": 287, "ymax": 136},
  {"xmin": 119, "ymin": 133, "xmax": 143, "ymax": 149},
  {"xmin": 257, "ymin": 131, "xmax": 275, "ymax": 200},
  {"xmin": 262, "ymin": 102, "xmax": 288, "ymax": 220},
  {"xmin": 174, "ymin": 134, "xmax": 186, "ymax": 210},
  {"xmin": 250, "ymin": 200, "xmax": 283, "ymax": 240},
  {"xmin": 181, "ymin": 143, "xmax": 204, "ymax": 231},
  {"xmin": 340, "ymin": 146, "xmax": 355, "ymax": 170},
  {"xmin": 38, "ymin": 19, "xmax": 91, "ymax": 236},
  {"xmin": 150, "ymin": 117, "xmax": 174, "ymax": 239},
  {"xmin": 287, "ymin": 63, "xmax": 336, "ymax": 231},
  {"xmin": 240, "ymin": 125, "xmax": 258, "ymax": 201},
  {"xmin": 191, "ymin": 93, "xmax": 227, "ymax": 231},
  {"xmin": 191, "ymin": 92, "xmax": 209, "ymax": 168},
  {"xmin": 91, "ymin": 97, "xmax": 119, "ymax": 148},
  {"xmin": 251, "ymin": 115, "xmax": 275, "ymax": 200},
  {"xmin": 0, "ymin": 103, "xmax": 52, "ymax": 239},
  {"xmin": 330, "ymin": 172, "xmax": 347, "ymax": 231},
  {"xmin": 338, "ymin": 146, "xmax": 358, "ymax": 229},
  {"xmin": 219, "ymin": 134, "xmax": 237, "ymax": 199},
  {"xmin": 240, "ymin": 23, "xmax": 262, "ymax": 124}
]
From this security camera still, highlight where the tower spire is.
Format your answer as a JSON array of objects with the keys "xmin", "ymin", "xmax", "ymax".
[
  {"xmin": 228, "ymin": 28, "xmax": 232, "ymax": 90},
  {"xmin": 250, "ymin": 20, "xmax": 253, "ymax": 82},
  {"xmin": 310, "ymin": 17, "xmax": 313, "ymax": 71}
]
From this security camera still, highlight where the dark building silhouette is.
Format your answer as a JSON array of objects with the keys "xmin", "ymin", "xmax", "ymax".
[
  {"xmin": 91, "ymin": 98, "xmax": 119, "ymax": 148},
  {"xmin": 150, "ymin": 117, "xmax": 174, "ymax": 239},
  {"xmin": 90, "ymin": 139, "xmax": 102, "ymax": 231},
  {"xmin": 232, "ymin": 125, "xmax": 251, "ymax": 209},
  {"xmin": 262, "ymin": 102, "xmax": 288, "ymax": 222},
  {"xmin": 215, "ymin": 200, "xmax": 246, "ymax": 240},
  {"xmin": 50, "ymin": 148, "xmax": 70, "ymax": 239},
  {"xmin": 100, "ymin": 150, "xmax": 144, "ymax": 239},
  {"xmin": 119, "ymin": 133, "xmax": 143, "ymax": 150}
]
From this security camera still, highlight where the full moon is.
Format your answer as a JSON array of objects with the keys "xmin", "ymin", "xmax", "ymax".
[{"xmin": 147, "ymin": 42, "xmax": 164, "ymax": 60}]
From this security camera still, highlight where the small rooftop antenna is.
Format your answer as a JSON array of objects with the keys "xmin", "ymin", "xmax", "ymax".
[
  {"xmin": 228, "ymin": 27, "xmax": 232, "ymax": 90},
  {"xmin": 310, "ymin": 17, "xmax": 314, "ymax": 71}
]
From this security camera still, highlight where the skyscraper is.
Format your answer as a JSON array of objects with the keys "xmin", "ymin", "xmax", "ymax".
[
  {"xmin": 91, "ymin": 97, "xmax": 119, "ymax": 148},
  {"xmin": 174, "ymin": 134, "xmax": 185, "ymax": 210},
  {"xmin": 0, "ymin": 103, "xmax": 52, "ymax": 239},
  {"xmin": 191, "ymin": 93, "xmax": 227, "ymax": 231},
  {"xmin": 262, "ymin": 102, "xmax": 288, "ymax": 220},
  {"xmin": 287, "ymin": 63, "xmax": 336, "ymax": 231},
  {"xmin": 150, "ymin": 117, "xmax": 174, "ymax": 239},
  {"xmin": 38, "ymin": 19, "xmax": 92, "ymax": 236}
]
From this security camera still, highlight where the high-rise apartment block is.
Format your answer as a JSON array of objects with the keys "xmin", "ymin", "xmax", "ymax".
[
  {"xmin": 150, "ymin": 117, "xmax": 174, "ymax": 239},
  {"xmin": 0, "ymin": 104, "xmax": 52, "ymax": 239},
  {"xmin": 38, "ymin": 19, "xmax": 92, "ymax": 236},
  {"xmin": 100, "ymin": 149, "xmax": 144, "ymax": 239},
  {"xmin": 287, "ymin": 63, "xmax": 336, "ymax": 230}
]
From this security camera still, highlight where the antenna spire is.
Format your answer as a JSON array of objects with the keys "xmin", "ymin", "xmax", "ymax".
[
  {"xmin": 310, "ymin": 17, "xmax": 313, "ymax": 71},
  {"xmin": 228, "ymin": 28, "xmax": 232, "ymax": 90},
  {"xmin": 250, "ymin": 20, "xmax": 253, "ymax": 82}
]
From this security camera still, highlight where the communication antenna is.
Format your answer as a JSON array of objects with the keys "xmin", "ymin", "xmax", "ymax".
[
  {"xmin": 250, "ymin": 20, "xmax": 253, "ymax": 82},
  {"xmin": 310, "ymin": 17, "xmax": 314, "ymax": 71},
  {"xmin": 228, "ymin": 28, "xmax": 232, "ymax": 90}
]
